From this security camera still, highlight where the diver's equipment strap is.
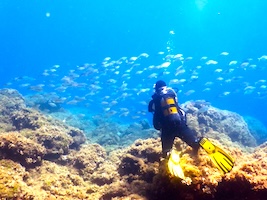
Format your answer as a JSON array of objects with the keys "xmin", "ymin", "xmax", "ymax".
[{"xmin": 163, "ymin": 106, "xmax": 178, "ymax": 116}]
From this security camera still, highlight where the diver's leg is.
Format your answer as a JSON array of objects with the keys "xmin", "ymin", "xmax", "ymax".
[
  {"xmin": 161, "ymin": 129, "xmax": 175, "ymax": 158},
  {"xmin": 179, "ymin": 124, "xmax": 200, "ymax": 152}
]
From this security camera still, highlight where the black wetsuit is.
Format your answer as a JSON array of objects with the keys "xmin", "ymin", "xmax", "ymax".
[{"xmin": 148, "ymin": 87, "xmax": 199, "ymax": 157}]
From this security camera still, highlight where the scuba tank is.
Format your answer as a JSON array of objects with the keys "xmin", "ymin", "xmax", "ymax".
[
  {"xmin": 159, "ymin": 88, "xmax": 181, "ymax": 123},
  {"xmin": 161, "ymin": 96, "xmax": 178, "ymax": 116}
]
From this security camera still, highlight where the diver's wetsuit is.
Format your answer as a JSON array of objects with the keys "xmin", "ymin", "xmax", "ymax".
[{"xmin": 148, "ymin": 87, "xmax": 199, "ymax": 157}]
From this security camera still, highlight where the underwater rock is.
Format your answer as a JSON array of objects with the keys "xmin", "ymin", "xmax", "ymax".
[
  {"xmin": 139, "ymin": 119, "xmax": 151, "ymax": 130},
  {"xmin": 1, "ymin": 91, "xmax": 267, "ymax": 199},
  {"xmin": 34, "ymin": 128, "xmax": 73, "ymax": 159},
  {"xmin": 11, "ymin": 108, "xmax": 41, "ymax": 130},
  {"xmin": 49, "ymin": 110, "xmax": 96, "ymax": 133},
  {"xmin": 73, "ymin": 143, "xmax": 107, "ymax": 170},
  {"xmin": 90, "ymin": 161, "xmax": 118, "ymax": 186},
  {"xmin": 29, "ymin": 122, "xmax": 85, "ymax": 160},
  {"xmin": 26, "ymin": 160, "xmax": 99, "ymax": 199},
  {"xmin": 118, "ymin": 138, "xmax": 161, "ymax": 184},
  {"xmin": 243, "ymin": 116, "xmax": 267, "ymax": 145},
  {"xmin": 0, "ymin": 132, "xmax": 46, "ymax": 168},
  {"xmin": 0, "ymin": 89, "xmax": 25, "ymax": 111},
  {"xmin": 0, "ymin": 89, "xmax": 26, "ymax": 132},
  {"xmin": 119, "ymin": 153, "xmax": 146, "ymax": 176},
  {"xmin": 182, "ymin": 101, "xmax": 257, "ymax": 147},
  {"xmin": 115, "ymin": 137, "xmax": 267, "ymax": 200},
  {"xmin": 62, "ymin": 143, "xmax": 108, "ymax": 183},
  {"xmin": 38, "ymin": 100, "xmax": 62, "ymax": 112},
  {"xmin": 0, "ymin": 89, "xmax": 86, "ymax": 161},
  {"xmin": 100, "ymin": 181, "xmax": 133, "ymax": 200},
  {"xmin": 0, "ymin": 131, "xmax": 267, "ymax": 199},
  {"xmin": 68, "ymin": 128, "xmax": 86, "ymax": 149},
  {"xmin": 24, "ymin": 94, "xmax": 63, "ymax": 113},
  {"xmin": 211, "ymin": 142, "xmax": 267, "ymax": 200},
  {"xmin": 89, "ymin": 122, "xmax": 121, "ymax": 145},
  {"xmin": 92, "ymin": 114, "xmax": 108, "ymax": 126},
  {"xmin": 0, "ymin": 159, "xmax": 34, "ymax": 199},
  {"xmin": 96, "ymin": 132, "xmax": 120, "ymax": 146},
  {"xmin": 89, "ymin": 121, "xmax": 160, "ymax": 153},
  {"xmin": 122, "ymin": 123, "xmax": 144, "ymax": 137}
]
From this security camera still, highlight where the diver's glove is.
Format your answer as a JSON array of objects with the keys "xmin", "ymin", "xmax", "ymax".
[{"xmin": 167, "ymin": 149, "xmax": 185, "ymax": 179}]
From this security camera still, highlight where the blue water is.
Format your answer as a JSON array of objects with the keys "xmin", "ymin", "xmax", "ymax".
[{"xmin": 1, "ymin": 0, "xmax": 267, "ymax": 126}]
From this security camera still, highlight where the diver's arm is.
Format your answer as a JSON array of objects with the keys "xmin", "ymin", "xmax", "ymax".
[
  {"xmin": 153, "ymin": 114, "xmax": 162, "ymax": 130},
  {"xmin": 148, "ymin": 99, "xmax": 155, "ymax": 112}
]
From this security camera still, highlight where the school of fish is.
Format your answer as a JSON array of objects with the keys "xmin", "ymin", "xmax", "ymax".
[{"xmin": 4, "ymin": 34, "xmax": 267, "ymax": 122}]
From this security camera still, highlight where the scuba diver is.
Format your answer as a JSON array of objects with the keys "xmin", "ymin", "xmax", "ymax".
[{"xmin": 148, "ymin": 80, "xmax": 234, "ymax": 178}]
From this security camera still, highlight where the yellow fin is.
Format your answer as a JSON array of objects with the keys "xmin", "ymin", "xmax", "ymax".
[
  {"xmin": 199, "ymin": 138, "xmax": 235, "ymax": 173},
  {"xmin": 167, "ymin": 150, "xmax": 185, "ymax": 179}
]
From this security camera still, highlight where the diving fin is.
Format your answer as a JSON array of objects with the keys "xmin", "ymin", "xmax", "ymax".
[
  {"xmin": 199, "ymin": 138, "xmax": 234, "ymax": 173},
  {"xmin": 167, "ymin": 149, "xmax": 185, "ymax": 179}
]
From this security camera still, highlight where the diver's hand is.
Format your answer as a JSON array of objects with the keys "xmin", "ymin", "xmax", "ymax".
[{"xmin": 167, "ymin": 150, "xmax": 185, "ymax": 179}]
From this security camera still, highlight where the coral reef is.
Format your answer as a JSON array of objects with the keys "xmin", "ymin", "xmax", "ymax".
[{"xmin": 0, "ymin": 91, "xmax": 266, "ymax": 199}]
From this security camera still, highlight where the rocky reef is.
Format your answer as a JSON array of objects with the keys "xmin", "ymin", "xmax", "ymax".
[
  {"xmin": 181, "ymin": 100, "xmax": 257, "ymax": 148},
  {"xmin": 243, "ymin": 115, "xmax": 267, "ymax": 145},
  {"xmin": 0, "ymin": 90, "xmax": 267, "ymax": 199}
]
